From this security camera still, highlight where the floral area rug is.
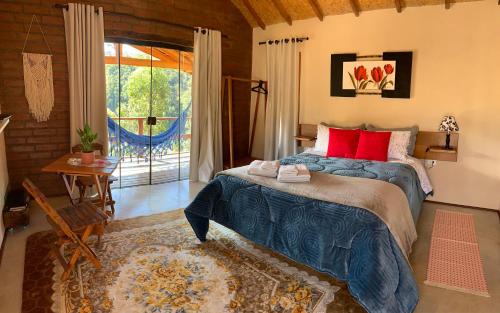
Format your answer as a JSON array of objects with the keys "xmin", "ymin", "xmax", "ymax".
[{"xmin": 23, "ymin": 211, "xmax": 366, "ymax": 313}]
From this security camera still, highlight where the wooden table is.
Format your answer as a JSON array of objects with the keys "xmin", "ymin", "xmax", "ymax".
[{"xmin": 42, "ymin": 154, "xmax": 120, "ymax": 213}]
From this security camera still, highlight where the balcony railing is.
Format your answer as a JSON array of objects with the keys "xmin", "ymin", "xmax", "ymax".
[{"xmin": 110, "ymin": 116, "xmax": 191, "ymax": 137}]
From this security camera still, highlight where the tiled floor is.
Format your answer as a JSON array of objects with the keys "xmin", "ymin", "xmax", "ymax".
[
  {"xmin": 110, "ymin": 179, "xmax": 205, "ymax": 220},
  {"xmin": 0, "ymin": 182, "xmax": 498, "ymax": 313},
  {"xmin": 411, "ymin": 202, "xmax": 500, "ymax": 313}
]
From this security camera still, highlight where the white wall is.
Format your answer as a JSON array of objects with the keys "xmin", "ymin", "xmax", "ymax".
[{"xmin": 251, "ymin": 0, "xmax": 500, "ymax": 210}]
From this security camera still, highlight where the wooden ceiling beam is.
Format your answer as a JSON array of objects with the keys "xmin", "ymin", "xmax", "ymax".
[
  {"xmin": 349, "ymin": 0, "xmax": 360, "ymax": 17},
  {"xmin": 395, "ymin": 0, "xmax": 403, "ymax": 13},
  {"xmin": 134, "ymin": 45, "xmax": 171, "ymax": 62},
  {"xmin": 445, "ymin": 0, "xmax": 452, "ymax": 9},
  {"xmin": 104, "ymin": 56, "xmax": 192, "ymax": 73},
  {"xmin": 270, "ymin": 0, "xmax": 293, "ymax": 25},
  {"xmin": 307, "ymin": 0, "xmax": 324, "ymax": 21},
  {"xmin": 242, "ymin": 0, "xmax": 266, "ymax": 29},
  {"xmin": 117, "ymin": 45, "xmax": 193, "ymax": 72}
]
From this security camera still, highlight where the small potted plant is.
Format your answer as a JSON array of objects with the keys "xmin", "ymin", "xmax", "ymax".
[{"xmin": 76, "ymin": 123, "xmax": 98, "ymax": 165}]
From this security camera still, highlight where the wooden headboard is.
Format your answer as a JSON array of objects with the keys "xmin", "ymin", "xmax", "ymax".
[{"xmin": 296, "ymin": 124, "xmax": 459, "ymax": 162}]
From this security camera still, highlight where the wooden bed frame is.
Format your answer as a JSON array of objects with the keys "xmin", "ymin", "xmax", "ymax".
[{"xmin": 296, "ymin": 124, "xmax": 459, "ymax": 162}]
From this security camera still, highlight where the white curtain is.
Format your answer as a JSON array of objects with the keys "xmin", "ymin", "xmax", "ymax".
[
  {"xmin": 189, "ymin": 28, "xmax": 223, "ymax": 182},
  {"xmin": 264, "ymin": 40, "xmax": 299, "ymax": 160},
  {"xmin": 63, "ymin": 3, "xmax": 107, "ymax": 153}
]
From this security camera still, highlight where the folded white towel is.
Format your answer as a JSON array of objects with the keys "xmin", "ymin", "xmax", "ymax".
[
  {"xmin": 295, "ymin": 164, "xmax": 310, "ymax": 174},
  {"xmin": 248, "ymin": 167, "xmax": 278, "ymax": 178},
  {"xmin": 278, "ymin": 176, "xmax": 310, "ymax": 183},
  {"xmin": 260, "ymin": 160, "xmax": 280, "ymax": 171},
  {"xmin": 248, "ymin": 160, "xmax": 279, "ymax": 178},
  {"xmin": 277, "ymin": 164, "xmax": 311, "ymax": 183},
  {"xmin": 278, "ymin": 164, "xmax": 299, "ymax": 176},
  {"xmin": 249, "ymin": 160, "xmax": 263, "ymax": 168}
]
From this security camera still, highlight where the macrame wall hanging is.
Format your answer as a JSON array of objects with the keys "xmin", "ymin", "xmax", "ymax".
[{"xmin": 22, "ymin": 15, "xmax": 54, "ymax": 122}]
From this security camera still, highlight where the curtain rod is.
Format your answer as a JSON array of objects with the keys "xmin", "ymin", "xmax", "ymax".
[
  {"xmin": 258, "ymin": 37, "xmax": 309, "ymax": 45},
  {"xmin": 53, "ymin": 4, "xmax": 228, "ymax": 39}
]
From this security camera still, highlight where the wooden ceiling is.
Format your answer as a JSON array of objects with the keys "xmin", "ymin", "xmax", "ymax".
[
  {"xmin": 230, "ymin": 0, "xmax": 483, "ymax": 29},
  {"xmin": 105, "ymin": 44, "xmax": 193, "ymax": 73}
]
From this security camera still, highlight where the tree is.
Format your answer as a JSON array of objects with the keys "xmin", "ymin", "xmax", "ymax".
[
  {"xmin": 106, "ymin": 63, "xmax": 193, "ymax": 154},
  {"xmin": 120, "ymin": 67, "xmax": 192, "ymax": 135},
  {"xmin": 106, "ymin": 65, "xmax": 136, "ymax": 114}
]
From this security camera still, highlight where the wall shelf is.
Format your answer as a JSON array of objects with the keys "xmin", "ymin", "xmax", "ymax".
[
  {"xmin": 413, "ymin": 131, "xmax": 459, "ymax": 162},
  {"xmin": 294, "ymin": 135, "xmax": 316, "ymax": 142},
  {"xmin": 296, "ymin": 124, "xmax": 318, "ymax": 148},
  {"xmin": 428, "ymin": 146, "xmax": 457, "ymax": 154}
]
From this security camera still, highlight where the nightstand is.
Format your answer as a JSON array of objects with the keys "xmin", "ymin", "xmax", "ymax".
[
  {"xmin": 294, "ymin": 135, "xmax": 316, "ymax": 149},
  {"xmin": 295, "ymin": 124, "xmax": 318, "ymax": 148},
  {"xmin": 414, "ymin": 131, "xmax": 459, "ymax": 162},
  {"xmin": 425, "ymin": 146, "xmax": 458, "ymax": 162}
]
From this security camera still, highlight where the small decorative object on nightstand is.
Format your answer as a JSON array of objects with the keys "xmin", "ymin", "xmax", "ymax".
[{"xmin": 438, "ymin": 115, "xmax": 459, "ymax": 150}]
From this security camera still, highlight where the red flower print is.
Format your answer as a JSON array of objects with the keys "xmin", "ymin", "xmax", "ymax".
[
  {"xmin": 354, "ymin": 66, "xmax": 368, "ymax": 81},
  {"xmin": 384, "ymin": 64, "xmax": 394, "ymax": 75},
  {"xmin": 371, "ymin": 67, "xmax": 383, "ymax": 83}
]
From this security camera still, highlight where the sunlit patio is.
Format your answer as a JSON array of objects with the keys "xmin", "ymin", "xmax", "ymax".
[{"xmin": 112, "ymin": 152, "xmax": 190, "ymax": 188}]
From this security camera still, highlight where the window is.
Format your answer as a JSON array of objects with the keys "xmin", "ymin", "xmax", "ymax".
[{"xmin": 105, "ymin": 42, "xmax": 193, "ymax": 187}]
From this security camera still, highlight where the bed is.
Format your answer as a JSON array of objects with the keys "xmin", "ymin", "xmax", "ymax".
[{"xmin": 184, "ymin": 152, "xmax": 431, "ymax": 313}]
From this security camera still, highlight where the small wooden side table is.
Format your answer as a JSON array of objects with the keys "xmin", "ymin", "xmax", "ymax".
[{"xmin": 42, "ymin": 154, "xmax": 120, "ymax": 214}]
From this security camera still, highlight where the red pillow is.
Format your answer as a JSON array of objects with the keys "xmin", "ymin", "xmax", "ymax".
[
  {"xmin": 326, "ymin": 128, "xmax": 361, "ymax": 158},
  {"xmin": 355, "ymin": 130, "xmax": 392, "ymax": 162}
]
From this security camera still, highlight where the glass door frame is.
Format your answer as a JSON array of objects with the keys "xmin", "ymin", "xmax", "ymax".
[{"xmin": 105, "ymin": 37, "xmax": 193, "ymax": 188}]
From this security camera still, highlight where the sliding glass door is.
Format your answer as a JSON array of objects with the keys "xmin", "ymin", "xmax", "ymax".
[{"xmin": 105, "ymin": 42, "xmax": 192, "ymax": 187}]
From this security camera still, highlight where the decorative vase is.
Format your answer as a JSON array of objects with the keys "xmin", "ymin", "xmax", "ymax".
[{"xmin": 80, "ymin": 151, "xmax": 95, "ymax": 165}]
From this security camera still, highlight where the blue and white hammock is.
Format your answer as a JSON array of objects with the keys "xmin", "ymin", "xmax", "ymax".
[{"xmin": 107, "ymin": 106, "xmax": 190, "ymax": 159}]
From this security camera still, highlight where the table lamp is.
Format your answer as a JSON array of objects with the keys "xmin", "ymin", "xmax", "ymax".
[{"xmin": 438, "ymin": 115, "xmax": 459, "ymax": 150}]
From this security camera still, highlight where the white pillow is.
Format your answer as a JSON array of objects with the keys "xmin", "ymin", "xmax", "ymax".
[
  {"xmin": 314, "ymin": 124, "xmax": 330, "ymax": 154},
  {"xmin": 314, "ymin": 124, "xmax": 366, "ymax": 154},
  {"xmin": 387, "ymin": 130, "xmax": 411, "ymax": 160}
]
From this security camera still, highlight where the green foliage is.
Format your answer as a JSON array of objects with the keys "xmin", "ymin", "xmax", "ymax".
[
  {"xmin": 106, "ymin": 65, "xmax": 135, "ymax": 113},
  {"xmin": 105, "ymin": 63, "xmax": 193, "ymax": 154},
  {"xmin": 107, "ymin": 107, "xmax": 117, "ymax": 118},
  {"xmin": 105, "ymin": 65, "xmax": 120, "ymax": 113},
  {"xmin": 76, "ymin": 124, "xmax": 98, "ymax": 152}
]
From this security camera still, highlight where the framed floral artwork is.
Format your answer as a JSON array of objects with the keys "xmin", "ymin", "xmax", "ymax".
[
  {"xmin": 331, "ymin": 51, "xmax": 413, "ymax": 98},
  {"xmin": 342, "ymin": 60, "xmax": 396, "ymax": 93}
]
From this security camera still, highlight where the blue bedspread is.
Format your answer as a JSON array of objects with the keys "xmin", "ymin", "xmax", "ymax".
[{"xmin": 185, "ymin": 154, "xmax": 427, "ymax": 313}]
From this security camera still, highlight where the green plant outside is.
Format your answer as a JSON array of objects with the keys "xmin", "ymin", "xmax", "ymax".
[{"xmin": 106, "ymin": 64, "xmax": 192, "ymax": 154}]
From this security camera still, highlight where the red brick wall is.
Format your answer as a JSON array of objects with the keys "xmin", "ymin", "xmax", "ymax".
[{"xmin": 0, "ymin": 0, "xmax": 252, "ymax": 195}]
